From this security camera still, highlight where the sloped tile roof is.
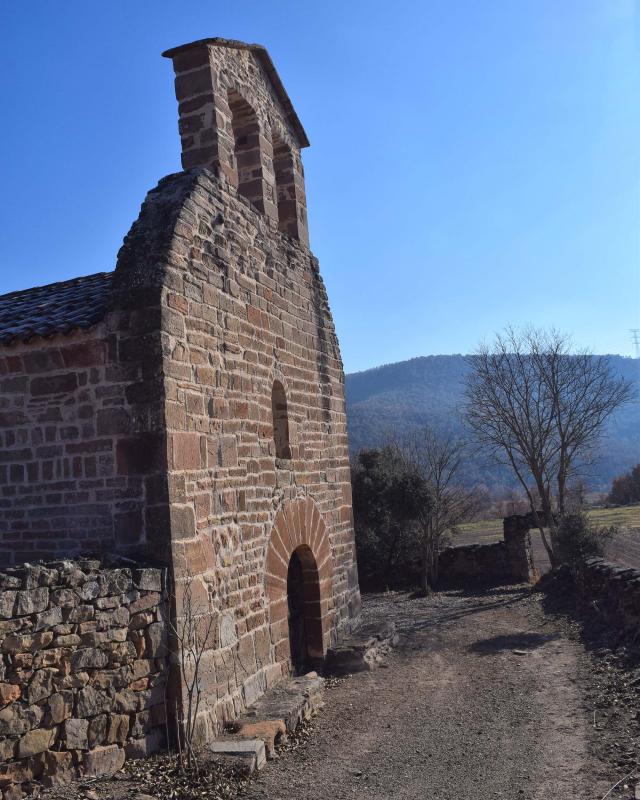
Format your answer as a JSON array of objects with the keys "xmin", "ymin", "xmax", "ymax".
[{"xmin": 0, "ymin": 272, "xmax": 113, "ymax": 345}]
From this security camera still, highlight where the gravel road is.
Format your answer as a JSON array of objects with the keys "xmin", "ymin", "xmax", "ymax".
[{"xmin": 242, "ymin": 587, "xmax": 616, "ymax": 800}]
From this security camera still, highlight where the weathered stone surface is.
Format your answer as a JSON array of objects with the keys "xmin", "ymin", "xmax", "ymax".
[
  {"xmin": 0, "ymin": 591, "xmax": 16, "ymax": 619},
  {"xmin": 27, "ymin": 669, "xmax": 56, "ymax": 703},
  {"xmin": 82, "ymin": 744, "xmax": 125, "ymax": 777},
  {"xmin": 124, "ymin": 729, "xmax": 164, "ymax": 760},
  {"xmin": 0, "ymin": 737, "xmax": 16, "ymax": 762},
  {"xmin": 77, "ymin": 686, "xmax": 112, "ymax": 717},
  {"xmin": 325, "ymin": 623, "xmax": 398, "ymax": 676},
  {"xmin": 63, "ymin": 718, "xmax": 89, "ymax": 749},
  {"xmin": 208, "ymin": 738, "xmax": 266, "ymax": 773},
  {"xmin": 0, "ymin": 703, "xmax": 43, "ymax": 736},
  {"xmin": 88, "ymin": 714, "xmax": 108, "ymax": 747},
  {"xmin": 47, "ymin": 691, "xmax": 73, "ymax": 725},
  {"xmin": 15, "ymin": 588, "xmax": 49, "ymax": 616},
  {"xmin": 0, "ymin": 682, "xmax": 21, "ymax": 706},
  {"xmin": 41, "ymin": 750, "xmax": 74, "ymax": 787},
  {"xmin": 71, "ymin": 648, "xmax": 108, "ymax": 672},
  {"xmin": 17, "ymin": 726, "xmax": 56, "ymax": 758},
  {"xmin": 145, "ymin": 623, "xmax": 166, "ymax": 657},
  {"xmin": 106, "ymin": 713, "xmax": 130, "ymax": 744}
]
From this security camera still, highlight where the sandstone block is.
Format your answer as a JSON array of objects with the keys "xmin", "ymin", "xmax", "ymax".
[
  {"xmin": 33, "ymin": 606, "xmax": 63, "ymax": 631},
  {"xmin": 133, "ymin": 568, "xmax": 163, "ymax": 592},
  {"xmin": 0, "ymin": 592, "xmax": 16, "ymax": 619},
  {"xmin": 77, "ymin": 686, "xmax": 112, "ymax": 717},
  {"xmin": 27, "ymin": 668, "xmax": 55, "ymax": 703},
  {"xmin": 129, "ymin": 611, "xmax": 154, "ymax": 630},
  {"xmin": 41, "ymin": 750, "xmax": 74, "ymax": 787},
  {"xmin": 47, "ymin": 691, "xmax": 73, "ymax": 725},
  {"xmin": 0, "ymin": 738, "xmax": 15, "ymax": 762},
  {"xmin": 63, "ymin": 718, "xmax": 88, "ymax": 749},
  {"xmin": 0, "ymin": 703, "xmax": 42, "ymax": 736},
  {"xmin": 88, "ymin": 714, "xmax": 108, "ymax": 747},
  {"xmin": 82, "ymin": 744, "xmax": 125, "ymax": 777},
  {"xmin": 145, "ymin": 623, "xmax": 166, "ymax": 657},
  {"xmin": 124, "ymin": 729, "xmax": 164, "ymax": 760},
  {"xmin": 17, "ymin": 726, "xmax": 56, "ymax": 757},
  {"xmin": 71, "ymin": 648, "xmax": 108, "ymax": 672},
  {"xmin": 0, "ymin": 683, "xmax": 21, "ymax": 706},
  {"xmin": 2, "ymin": 631, "xmax": 53, "ymax": 654},
  {"xmin": 77, "ymin": 581, "xmax": 100, "ymax": 601},
  {"xmin": 15, "ymin": 588, "xmax": 48, "ymax": 616},
  {"xmin": 106, "ymin": 713, "xmax": 129, "ymax": 744}
]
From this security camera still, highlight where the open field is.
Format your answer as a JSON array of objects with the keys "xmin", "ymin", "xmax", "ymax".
[{"xmin": 454, "ymin": 505, "xmax": 640, "ymax": 572}]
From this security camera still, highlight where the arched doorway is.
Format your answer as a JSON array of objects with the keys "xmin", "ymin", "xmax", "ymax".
[
  {"xmin": 285, "ymin": 544, "xmax": 325, "ymax": 674},
  {"xmin": 287, "ymin": 550, "xmax": 309, "ymax": 674},
  {"xmin": 265, "ymin": 498, "xmax": 333, "ymax": 674}
]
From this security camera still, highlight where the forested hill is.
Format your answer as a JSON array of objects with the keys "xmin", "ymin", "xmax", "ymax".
[{"xmin": 345, "ymin": 355, "xmax": 640, "ymax": 492}]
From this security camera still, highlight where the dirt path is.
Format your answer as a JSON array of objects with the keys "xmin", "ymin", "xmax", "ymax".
[{"xmin": 242, "ymin": 588, "xmax": 615, "ymax": 800}]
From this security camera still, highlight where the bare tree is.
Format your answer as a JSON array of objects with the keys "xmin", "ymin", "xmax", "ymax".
[
  {"xmin": 464, "ymin": 327, "xmax": 633, "ymax": 565},
  {"xmin": 168, "ymin": 574, "xmax": 215, "ymax": 772},
  {"xmin": 401, "ymin": 427, "xmax": 477, "ymax": 593}
]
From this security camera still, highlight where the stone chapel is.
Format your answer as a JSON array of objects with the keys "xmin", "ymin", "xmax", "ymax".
[{"xmin": 0, "ymin": 38, "xmax": 361, "ymax": 737}]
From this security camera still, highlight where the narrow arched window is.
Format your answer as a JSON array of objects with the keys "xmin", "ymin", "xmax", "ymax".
[
  {"xmin": 272, "ymin": 135, "xmax": 297, "ymax": 237},
  {"xmin": 271, "ymin": 380, "xmax": 291, "ymax": 460},
  {"xmin": 228, "ymin": 90, "xmax": 263, "ymax": 208}
]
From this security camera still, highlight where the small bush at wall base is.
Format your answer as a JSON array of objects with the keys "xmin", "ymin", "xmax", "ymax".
[{"xmin": 555, "ymin": 511, "xmax": 617, "ymax": 575}]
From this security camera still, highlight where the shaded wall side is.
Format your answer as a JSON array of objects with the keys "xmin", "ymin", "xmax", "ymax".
[{"xmin": 0, "ymin": 323, "xmax": 159, "ymax": 566}]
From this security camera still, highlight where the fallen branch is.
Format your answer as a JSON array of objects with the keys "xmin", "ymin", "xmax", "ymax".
[{"xmin": 600, "ymin": 769, "xmax": 635, "ymax": 800}]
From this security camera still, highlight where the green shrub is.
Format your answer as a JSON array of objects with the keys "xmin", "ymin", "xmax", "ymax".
[
  {"xmin": 351, "ymin": 447, "xmax": 431, "ymax": 591},
  {"xmin": 555, "ymin": 511, "xmax": 616, "ymax": 574}
]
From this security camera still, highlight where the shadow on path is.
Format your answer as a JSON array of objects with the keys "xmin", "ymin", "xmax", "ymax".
[{"xmin": 469, "ymin": 631, "xmax": 559, "ymax": 655}]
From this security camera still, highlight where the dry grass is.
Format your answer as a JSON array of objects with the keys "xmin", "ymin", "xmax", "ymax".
[{"xmin": 453, "ymin": 504, "xmax": 640, "ymax": 572}]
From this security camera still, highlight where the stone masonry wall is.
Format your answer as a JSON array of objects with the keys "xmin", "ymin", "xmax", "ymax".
[
  {"xmin": 0, "ymin": 309, "xmax": 169, "ymax": 566},
  {"xmin": 0, "ymin": 560, "xmax": 167, "ymax": 799},
  {"xmin": 439, "ymin": 515, "xmax": 535, "ymax": 585},
  {"xmin": 439, "ymin": 541, "xmax": 511, "ymax": 584},
  {"xmin": 577, "ymin": 558, "xmax": 640, "ymax": 634},
  {"xmin": 114, "ymin": 165, "xmax": 361, "ymax": 742}
]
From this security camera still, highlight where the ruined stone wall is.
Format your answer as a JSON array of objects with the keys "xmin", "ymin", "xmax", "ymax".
[
  {"xmin": 577, "ymin": 558, "xmax": 640, "ymax": 633},
  {"xmin": 0, "ymin": 311, "xmax": 168, "ymax": 566},
  {"xmin": 0, "ymin": 560, "xmax": 167, "ymax": 799},
  {"xmin": 116, "ymin": 166, "xmax": 360, "ymax": 740},
  {"xmin": 439, "ymin": 519, "xmax": 535, "ymax": 585},
  {"xmin": 439, "ymin": 541, "xmax": 511, "ymax": 583}
]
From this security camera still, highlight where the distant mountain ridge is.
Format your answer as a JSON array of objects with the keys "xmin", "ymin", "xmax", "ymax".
[{"xmin": 345, "ymin": 354, "xmax": 640, "ymax": 492}]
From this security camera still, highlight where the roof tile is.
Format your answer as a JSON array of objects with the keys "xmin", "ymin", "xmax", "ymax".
[{"xmin": 0, "ymin": 272, "xmax": 113, "ymax": 345}]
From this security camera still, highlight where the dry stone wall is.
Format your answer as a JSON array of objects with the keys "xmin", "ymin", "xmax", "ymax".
[
  {"xmin": 577, "ymin": 558, "xmax": 640, "ymax": 633},
  {"xmin": 0, "ymin": 559, "xmax": 168, "ymax": 799},
  {"xmin": 439, "ymin": 515, "xmax": 535, "ymax": 585}
]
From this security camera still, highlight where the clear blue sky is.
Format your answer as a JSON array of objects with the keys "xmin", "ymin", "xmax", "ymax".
[{"xmin": 1, "ymin": 1, "xmax": 638, "ymax": 372}]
